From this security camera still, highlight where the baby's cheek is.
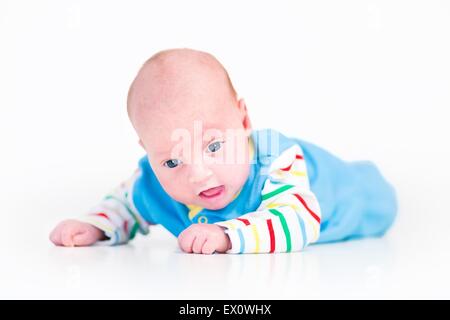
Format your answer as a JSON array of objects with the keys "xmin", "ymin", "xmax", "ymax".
[
  {"xmin": 220, "ymin": 163, "xmax": 249, "ymax": 186},
  {"xmin": 164, "ymin": 181, "xmax": 195, "ymax": 203}
]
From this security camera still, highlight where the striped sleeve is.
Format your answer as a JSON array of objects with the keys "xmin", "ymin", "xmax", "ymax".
[
  {"xmin": 75, "ymin": 168, "xmax": 150, "ymax": 246},
  {"xmin": 215, "ymin": 144, "xmax": 321, "ymax": 254}
]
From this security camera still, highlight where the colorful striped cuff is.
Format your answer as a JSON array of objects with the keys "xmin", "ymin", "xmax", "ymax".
[{"xmin": 223, "ymin": 227, "xmax": 244, "ymax": 254}]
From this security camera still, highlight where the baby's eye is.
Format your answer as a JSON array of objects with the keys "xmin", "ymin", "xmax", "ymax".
[
  {"xmin": 207, "ymin": 141, "xmax": 224, "ymax": 153},
  {"xmin": 164, "ymin": 159, "xmax": 182, "ymax": 168}
]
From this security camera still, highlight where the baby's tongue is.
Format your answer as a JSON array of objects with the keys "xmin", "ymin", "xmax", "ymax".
[{"xmin": 201, "ymin": 186, "xmax": 222, "ymax": 196}]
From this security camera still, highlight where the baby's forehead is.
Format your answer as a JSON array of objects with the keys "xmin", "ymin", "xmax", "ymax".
[
  {"xmin": 145, "ymin": 112, "xmax": 234, "ymax": 138},
  {"xmin": 142, "ymin": 112, "xmax": 244, "ymax": 152},
  {"xmin": 136, "ymin": 76, "xmax": 237, "ymax": 124}
]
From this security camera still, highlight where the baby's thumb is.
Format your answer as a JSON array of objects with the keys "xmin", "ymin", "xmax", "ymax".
[{"xmin": 72, "ymin": 231, "xmax": 98, "ymax": 247}]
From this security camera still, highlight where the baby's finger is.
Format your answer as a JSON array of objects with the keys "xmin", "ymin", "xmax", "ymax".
[
  {"xmin": 72, "ymin": 231, "xmax": 97, "ymax": 247},
  {"xmin": 201, "ymin": 240, "xmax": 216, "ymax": 255},
  {"xmin": 178, "ymin": 231, "xmax": 195, "ymax": 253},
  {"xmin": 61, "ymin": 227, "xmax": 76, "ymax": 247},
  {"xmin": 192, "ymin": 235, "xmax": 207, "ymax": 254}
]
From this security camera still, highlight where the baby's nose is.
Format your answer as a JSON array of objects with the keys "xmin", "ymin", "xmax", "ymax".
[{"xmin": 188, "ymin": 165, "xmax": 213, "ymax": 184}]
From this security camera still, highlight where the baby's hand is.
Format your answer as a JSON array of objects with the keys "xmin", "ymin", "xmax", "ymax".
[
  {"xmin": 49, "ymin": 219, "xmax": 106, "ymax": 247},
  {"xmin": 178, "ymin": 223, "xmax": 231, "ymax": 254}
]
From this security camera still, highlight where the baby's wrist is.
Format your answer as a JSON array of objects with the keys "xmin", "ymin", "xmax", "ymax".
[
  {"xmin": 226, "ymin": 235, "xmax": 232, "ymax": 251},
  {"xmin": 211, "ymin": 224, "xmax": 232, "ymax": 252},
  {"xmin": 86, "ymin": 224, "xmax": 108, "ymax": 241},
  {"xmin": 218, "ymin": 231, "xmax": 231, "ymax": 253}
]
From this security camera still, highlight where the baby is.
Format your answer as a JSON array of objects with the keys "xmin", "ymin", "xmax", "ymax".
[{"xmin": 50, "ymin": 48, "xmax": 397, "ymax": 254}]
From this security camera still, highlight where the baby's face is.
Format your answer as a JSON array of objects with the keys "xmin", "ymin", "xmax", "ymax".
[{"xmin": 135, "ymin": 91, "xmax": 252, "ymax": 210}]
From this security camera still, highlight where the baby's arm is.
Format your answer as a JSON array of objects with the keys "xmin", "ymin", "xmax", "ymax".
[
  {"xmin": 50, "ymin": 169, "xmax": 150, "ymax": 247},
  {"xmin": 215, "ymin": 144, "xmax": 321, "ymax": 254}
]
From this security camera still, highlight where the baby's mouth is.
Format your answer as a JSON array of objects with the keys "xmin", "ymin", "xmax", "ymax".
[{"xmin": 198, "ymin": 185, "xmax": 225, "ymax": 199}]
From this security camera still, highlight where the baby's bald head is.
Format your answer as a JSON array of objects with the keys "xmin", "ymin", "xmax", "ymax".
[{"xmin": 127, "ymin": 48, "xmax": 238, "ymax": 129}]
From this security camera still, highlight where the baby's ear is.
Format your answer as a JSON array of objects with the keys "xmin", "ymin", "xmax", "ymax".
[
  {"xmin": 238, "ymin": 98, "xmax": 252, "ymax": 135},
  {"xmin": 238, "ymin": 98, "xmax": 247, "ymax": 111}
]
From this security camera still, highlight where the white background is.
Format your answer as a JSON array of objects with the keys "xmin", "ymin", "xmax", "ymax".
[{"xmin": 1, "ymin": 0, "xmax": 449, "ymax": 299}]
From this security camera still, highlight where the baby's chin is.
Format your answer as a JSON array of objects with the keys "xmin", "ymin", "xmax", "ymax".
[
  {"xmin": 200, "ymin": 201, "xmax": 229, "ymax": 211},
  {"xmin": 195, "ymin": 197, "xmax": 230, "ymax": 211}
]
